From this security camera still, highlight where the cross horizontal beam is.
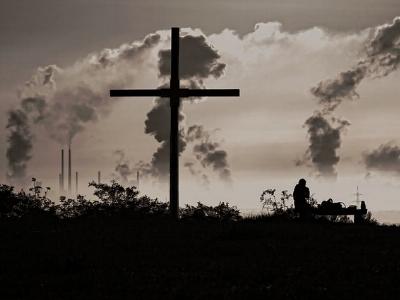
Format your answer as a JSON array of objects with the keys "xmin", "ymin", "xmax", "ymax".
[{"xmin": 110, "ymin": 88, "xmax": 240, "ymax": 98}]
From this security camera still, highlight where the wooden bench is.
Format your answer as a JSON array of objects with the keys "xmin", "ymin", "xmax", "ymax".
[{"xmin": 313, "ymin": 201, "xmax": 368, "ymax": 224}]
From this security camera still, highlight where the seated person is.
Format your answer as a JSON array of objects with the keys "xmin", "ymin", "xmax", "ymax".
[{"xmin": 293, "ymin": 178, "xmax": 311, "ymax": 216}]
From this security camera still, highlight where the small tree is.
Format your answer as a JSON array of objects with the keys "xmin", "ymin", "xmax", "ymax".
[{"xmin": 260, "ymin": 189, "xmax": 293, "ymax": 215}]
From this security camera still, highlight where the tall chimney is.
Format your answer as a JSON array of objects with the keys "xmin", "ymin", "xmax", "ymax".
[
  {"xmin": 98, "ymin": 171, "xmax": 101, "ymax": 184},
  {"xmin": 61, "ymin": 149, "xmax": 64, "ymax": 193},
  {"xmin": 68, "ymin": 146, "xmax": 71, "ymax": 194},
  {"xmin": 75, "ymin": 171, "xmax": 78, "ymax": 195},
  {"xmin": 137, "ymin": 170, "xmax": 140, "ymax": 188},
  {"xmin": 59, "ymin": 173, "xmax": 62, "ymax": 194}
]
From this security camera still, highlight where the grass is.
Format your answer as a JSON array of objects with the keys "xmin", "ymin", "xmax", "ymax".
[{"xmin": 0, "ymin": 215, "xmax": 399, "ymax": 299}]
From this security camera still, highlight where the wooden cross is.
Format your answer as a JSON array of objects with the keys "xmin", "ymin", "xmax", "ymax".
[{"xmin": 110, "ymin": 27, "xmax": 240, "ymax": 218}]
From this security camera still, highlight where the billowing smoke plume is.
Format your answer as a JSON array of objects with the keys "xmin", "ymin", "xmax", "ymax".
[
  {"xmin": 184, "ymin": 161, "xmax": 210, "ymax": 186},
  {"xmin": 312, "ymin": 17, "xmax": 400, "ymax": 112},
  {"xmin": 302, "ymin": 113, "xmax": 350, "ymax": 178},
  {"xmin": 6, "ymin": 97, "xmax": 47, "ymax": 181},
  {"xmin": 303, "ymin": 17, "xmax": 400, "ymax": 177},
  {"xmin": 363, "ymin": 143, "xmax": 400, "ymax": 175},
  {"xmin": 112, "ymin": 150, "xmax": 138, "ymax": 184},
  {"xmin": 142, "ymin": 33, "xmax": 228, "ymax": 180},
  {"xmin": 6, "ymin": 33, "xmax": 162, "ymax": 181},
  {"xmin": 311, "ymin": 65, "xmax": 367, "ymax": 112},
  {"xmin": 158, "ymin": 35, "xmax": 225, "ymax": 80},
  {"xmin": 143, "ymin": 97, "xmax": 187, "ymax": 178},
  {"xmin": 186, "ymin": 125, "xmax": 232, "ymax": 182}
]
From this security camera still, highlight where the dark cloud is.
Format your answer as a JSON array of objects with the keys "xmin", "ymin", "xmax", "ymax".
[
  {"xmin": 143, "ymin": 98, "xmax": 186, "ymax": 179},
  {"xmin": 311, "ymin": 65, "xmax": 367, "ymax": 112},
  {"xmin": 186, "ymin": 125, "xmax": 231, "ymax": 182},
  {"xmin": 311, "ymin": 16, "xmax": 400, "ymax": 112},
  {"xmin": 113, "ymin": 150, "xmax": 137, "ymax": 184},
  {"xmin": 6, "ymin": 110, "xmax": 32, "ymax": 182},
  {"xmin": 158, "ymin": 34, "xmax": 225, "ymax": 80},
  {"xmin": 45, "ymin": 86, "xmax": 108, "ymax": 145},
  {"xmin": 366, "ymin": 16, "xmax": 400, "ymax": 75},
  {"xmin": 304, "ymin": 17, "xmax": 400, "ymax": 177},
  {"xmin": 6, "ymin": 33, "xmax": 161, "ymax": 181},
  {"xmin": 141, "ymin": 33, "xmax": 229, "ymax": 181},
  {"xmin": 364, "ymin": 143, "xmax": 400, "ymax": 174},
  {"xmin": 6, "ymin": 97, "xmax": 46, "ymax": 182},
  {"xmin": 302, "ymin": 113, "xmax": 350, "ymax": 178}
]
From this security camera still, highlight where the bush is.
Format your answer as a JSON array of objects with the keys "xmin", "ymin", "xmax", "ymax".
[
  {"xmin": 56, "ymin": 181, "xmax": 169, "ymax": 218},
  {"xmin": 0, "ymin": 184, "xmax": 55, "ymax": 218},
  {"xmin": 180, "ymin": 202, "xmax": 241, "ymax": 221},
  {"xmin": 0, "ymin": 181, "xmax": 169, "ymax": 219}
]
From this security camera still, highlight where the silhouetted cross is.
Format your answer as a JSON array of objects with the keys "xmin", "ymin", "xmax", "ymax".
[{"xmin": 110, "ymin": 27, "xmax": 240, "ymax": 218}]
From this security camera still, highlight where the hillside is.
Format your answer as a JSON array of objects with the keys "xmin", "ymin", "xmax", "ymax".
[{"xmin": 0, "ymin": 216, "xmax": 399, "ymax": 299}]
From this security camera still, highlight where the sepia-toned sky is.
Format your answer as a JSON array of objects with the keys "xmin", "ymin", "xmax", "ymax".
[{"xmin": 1, "ymin": 0, "xmax": 400, "ymax": 213}]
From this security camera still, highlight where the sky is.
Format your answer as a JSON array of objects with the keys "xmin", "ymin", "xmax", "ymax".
[{"xmin": 1, "ymin": 0, "xmax": 400, "ymax": 216}]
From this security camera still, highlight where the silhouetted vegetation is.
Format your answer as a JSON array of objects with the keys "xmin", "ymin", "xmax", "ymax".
[
  {"xmin": 180, "ymin": 201, "xmax": 241, "ymax": 221},
  {"xmin": 0, "ymin": 184, "xmax": 55, "ymax": 219},
  {"xmin": 0, "ymin": 182, "xmax": 241, "ymax": 222},
  {"xmin": 0, "ymin": 182, "xmax": 391, "ymax": 299}
]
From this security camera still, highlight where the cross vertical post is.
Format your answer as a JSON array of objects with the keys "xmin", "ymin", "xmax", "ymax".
[{"xmin": 170, "ymin": 27, "xmax": 180, "ymax": 218}]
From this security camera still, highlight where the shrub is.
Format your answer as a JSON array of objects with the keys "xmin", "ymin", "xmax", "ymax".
[
  {"xmin": 180, "ymin": 202, "xmax": 242, "ymax": 221},
  {"xmin": 0, "ymin": 184, "xmax": 55, "ymax": 218},
  {"xmin": 56, "ymin": 181, "xmax": 169, "ymax": 218}
]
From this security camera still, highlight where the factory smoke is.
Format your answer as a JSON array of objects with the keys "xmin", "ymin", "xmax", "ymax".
[
  {"xmin": 186, "ymin": 125, "xmax": 232, "ymax": 182},
  {"xmin": 312, "ymin": 16, "xmax": 400, "ymax": 112},
  {"xmin": 113, "ymin": 150, "xmax": 137, "ymax": 184},
  {"xmin": 301, "ymin": 113, "xmax": 350, "ymax": 178},
  {"xmin": 363, "ymin": 143, "xmax": 400, "ymax": 175},
  {"xmin": 6, "ymin": 28, "xmax": 232, "ymax": 184},
  {"xmin": 5, "ymin": 33, "xmax": 162, "ymax": 181},
  {"xmin": 6, "ymin": 97, "xmax": 46, "ymax": 182},
  {"xmin": 141, "ymin": 33, "xmax": 230, "ymax": 181},
  {"xmin": 302, "ymin": 16, "xmax": 400, "ymax": 177}
]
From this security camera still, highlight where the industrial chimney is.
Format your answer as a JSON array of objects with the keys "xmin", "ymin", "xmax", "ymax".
[
  {"xmin": 60, "ymin": 149, "xmax": 65, "ymax": 194},
  {"xmin": 98, "ymin": 171, "xmax": 101, "ymax": 184},
  {"xmin": 59, "ymin": 173, "xmax": 62, "ymax": 194},
  {"xmin": 75, "ymin": 171, "xmax": 78, "ymax": 196},
  {"xmin": 68, "ymin": 146, "xmax": 72, "ymax": 194}
]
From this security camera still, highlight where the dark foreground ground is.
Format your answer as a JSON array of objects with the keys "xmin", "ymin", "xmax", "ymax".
[{"xmin": 0, "ymin": 216, "xmax": 399, "ymax": 300}]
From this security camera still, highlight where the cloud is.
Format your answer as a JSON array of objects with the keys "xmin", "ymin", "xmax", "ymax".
[
  {"xmin": 142, "ymin": 32, "xmax": 229, "ymax": 181},
  {"xmin": 112, "ymin": 150, "xmax": 138, "ymax": 185},
  {"xmin": 5, "ymin": 97, "xmax": 47, "ymax": 183},
  {"xmin": 158, "ymin": 34, "xmax": 225, "ymax": 80},
  {"xmin": 301, "ymin": 113, "xmax": 350, "ymax": 178},
  {"xmin": 6, "ymin": 33, "xmax": 162, "ymax": 181},
  {"xmin": 303, "ymin": 16, "xmax": 400, "ymax": 177},
  {"xmin": 311, "ymin": 65, "xmax": 367, "ymax": 112},
  {"xmin": 364, "ymin": 143, "xmax": 400, "ymax": 174},
  {"xmin": 311, "ymin": 16, "xmax": 400, "ymax": 112},
  {"xmin": 186, "ymin": 125, "xmax": 232, "ymax": 182}
]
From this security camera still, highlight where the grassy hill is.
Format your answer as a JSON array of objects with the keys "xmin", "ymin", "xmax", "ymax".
[{"xmin": 1, "ymin": 215, "xmax": 399, "ymax": 299}]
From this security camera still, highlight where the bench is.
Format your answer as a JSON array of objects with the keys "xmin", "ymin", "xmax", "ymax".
[{"xmin": 312, "ymin": 201, "xmax": 368, "ymax": 224}]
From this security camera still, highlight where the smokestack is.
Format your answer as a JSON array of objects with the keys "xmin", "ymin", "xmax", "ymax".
[
  {"xmin": 75, "ymin": 171, "xmax": 78, "ymax": 196},
  {"xmin": 61, "ymin": 149, "xmax": 64, "ymax": 193},
  {"xmin": 59, "ymin": 173, "xmax": 62, "ymax": 194},
  {"xmin": 137, "ymin": 170, "xmax": 140, "ymax": 188},
  {"xmin": 68, "ymin": 146, "xmax": 71, "ymax": 194},
  {"xmin": 98, "ymin": 171, "xmax": 101, "ymax": 184}
]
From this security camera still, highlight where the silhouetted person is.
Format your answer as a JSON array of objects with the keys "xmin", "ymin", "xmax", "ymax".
[{"xmin": 293, "ymin": 178, "xmax": 310, "ymax": 218}]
